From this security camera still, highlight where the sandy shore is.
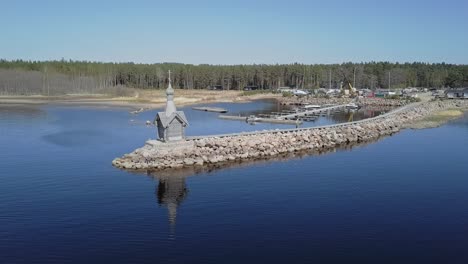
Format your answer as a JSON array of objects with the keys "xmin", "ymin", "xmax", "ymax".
[{"xmin": 0, "ymin": 90, "xmax": 281, "ymax": 110}]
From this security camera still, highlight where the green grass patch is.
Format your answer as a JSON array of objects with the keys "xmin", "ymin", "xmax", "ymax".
[
  {"xmin": 241, "ymin": 90, "xmax": 271, "ymax": 96},
  {"xmin": 422, "ymin": 109, "xmax": 463, "ymax": 122}
]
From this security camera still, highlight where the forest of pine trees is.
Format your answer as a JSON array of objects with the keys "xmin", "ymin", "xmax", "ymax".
[{"xmin": 1, "ymin": 59, "xmax": 467, "ymax": 96}]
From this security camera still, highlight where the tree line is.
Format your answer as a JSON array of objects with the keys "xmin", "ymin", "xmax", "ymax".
[{"xmin": 0, "ymin": 59, "xmax": 467, "ymax": 96}]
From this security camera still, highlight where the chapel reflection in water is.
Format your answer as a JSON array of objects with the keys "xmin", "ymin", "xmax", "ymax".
[{"xmin": 146, "ymin": 136, "xmax": 382, "ymax": 230}]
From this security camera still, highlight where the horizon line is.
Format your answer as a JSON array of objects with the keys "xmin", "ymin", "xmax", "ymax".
[{"xmin": 1, "ymin": 58, "xmax": 467, "ymax": 66}]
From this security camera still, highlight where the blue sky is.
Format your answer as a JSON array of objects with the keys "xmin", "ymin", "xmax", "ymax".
[{"xmin": 1, "ymin": 0, "xmax": 467, "ymax": 64}]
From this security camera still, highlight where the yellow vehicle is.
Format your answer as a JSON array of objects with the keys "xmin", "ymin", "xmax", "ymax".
[{"xmin": 341, "ymin": 82, "xmax": 357, "ymax": 97}]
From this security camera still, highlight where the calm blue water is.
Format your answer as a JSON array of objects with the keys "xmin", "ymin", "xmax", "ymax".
[{"xmin": 1, "ymin": 101, "xmax": 468, "ymax": 263}]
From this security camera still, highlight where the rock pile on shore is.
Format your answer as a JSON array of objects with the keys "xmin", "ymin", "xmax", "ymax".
[
  {"xmin": 280, "ymin": 97, "xmax": 409, "ymax": 107},
  {"xmin": 113, "ymin": 100, "xmax": 467, "ymax": 170}
]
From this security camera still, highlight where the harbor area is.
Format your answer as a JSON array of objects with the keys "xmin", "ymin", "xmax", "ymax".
[
  {"xmin": 113, "ymin": 77, "xmax": 468, "ymax": 171},
  {"xmin": 113, "ymin": 100, "xmax": 468, "ymax": 170}
]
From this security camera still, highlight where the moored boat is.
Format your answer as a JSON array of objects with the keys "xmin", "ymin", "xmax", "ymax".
[
  {"xmin": 345, "ymin": 103, "xmax": 360, "ymax": 110},
  {"xmin": 303, "ymin": 104, "xmax": 321, "ymax": 109}
]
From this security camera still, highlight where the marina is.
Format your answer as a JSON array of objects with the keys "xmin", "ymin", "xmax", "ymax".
[
  {"xmin": 113, "ymin": 75, "xmax": 468, "ymax": 171},
  {"xmin": 217, "ymin": 103, "xmax": 355, "ymax": 125}
]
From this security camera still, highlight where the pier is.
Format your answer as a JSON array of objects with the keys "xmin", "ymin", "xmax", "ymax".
[
  {"xmin": 216, "ymin": 104, "xmax": 347, "ymax": 125},
  {"xmin": 219, "ymin": 115, "xmax": 302, "ymax": 125},
  {"xmin": 192, "ymin": 106, "xmax": 228, "ymax": 113},
  {"xmin": 278, "ymin": 104, "xmax": 348, "ymax": 120},
  {"xmin": 186, "ymin": 102, "xmax": 418, "ymax": 141}
]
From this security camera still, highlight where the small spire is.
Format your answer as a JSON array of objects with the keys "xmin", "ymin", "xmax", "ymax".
[
  {"xmin": 165, "ymin": 70, "xmax": 176, "ymax": 116},
  {"xmin": 166, "ymin": 70, "xmax": 174, "ymax": 95}
]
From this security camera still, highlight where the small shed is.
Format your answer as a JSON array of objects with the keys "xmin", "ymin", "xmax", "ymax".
[
  {"xmin": 445, "ymin": 88, "xmax": 468, "ymax": 99},
  {"xmin": 155, "ymin": 111, "xmax": 188, "ymax": 142}
]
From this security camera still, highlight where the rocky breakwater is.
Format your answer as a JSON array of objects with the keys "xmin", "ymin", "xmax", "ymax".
[
  {"xmin": 112, "ymin": 100, "xmax": 467, "ymax": 170},
  {"xmin": 280, "ymin": 97, "xmax": 409, "ymax": 107}
]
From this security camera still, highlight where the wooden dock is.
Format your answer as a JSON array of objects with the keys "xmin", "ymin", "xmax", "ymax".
[
  {"xmin": 278, "ymin": 104, "xmax": 347, "ymax": 120},
  {"xmin": 187, "ymin": 102, "xmax": 421, "ymax": 141},
  {"xmin": 219, "ymin": 115, "xmax": 302, "ymax": 125},
  {"xmin": 130, "ymin": 108, "xmax": 145, "ymax": 114},
  {"xmin": 192, "ymin": 106, "xmax": 228, "ymax": 113}
]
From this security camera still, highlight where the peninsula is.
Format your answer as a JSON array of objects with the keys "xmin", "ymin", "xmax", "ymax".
[{"xmin": 112, "ymin": 73, "xmax": 468, "ymax": 171}]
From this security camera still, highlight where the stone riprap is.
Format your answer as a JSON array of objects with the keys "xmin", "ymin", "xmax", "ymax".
[
  {"xmin": 280, "ymin": 97, "xmax": 409, "ymax": 107},
  {"xmin": 112, "ymin": 100, "xmax": 467, "ymax": 170}
]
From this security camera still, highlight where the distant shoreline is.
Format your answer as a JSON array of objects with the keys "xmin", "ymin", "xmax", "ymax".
[{"xmin": 0, "ymin": 90, "xmax": 281, "ymax": 110}]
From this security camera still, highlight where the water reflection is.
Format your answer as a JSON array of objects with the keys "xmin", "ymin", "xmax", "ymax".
[
  {"xmin": 154, "ymin": 174, "xmax": 188, "ymax": 229},
  {"xmin": 148, "ymin": 135, "xmax": 384, "ymax": 177},
  {"xmin": 0, "ymin": 105, "xmax": 46, "ymax": 122},
  {"xmin": 145, "ymin": 137, "xmax": 384, "ymax": 229},
  {"xmin": 320, "ymin": 106, "xmax": 393, "ymax": 123},
  {"xmin": 235, "ymin": 99, "xmax": 288, "ymax": 116}
]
